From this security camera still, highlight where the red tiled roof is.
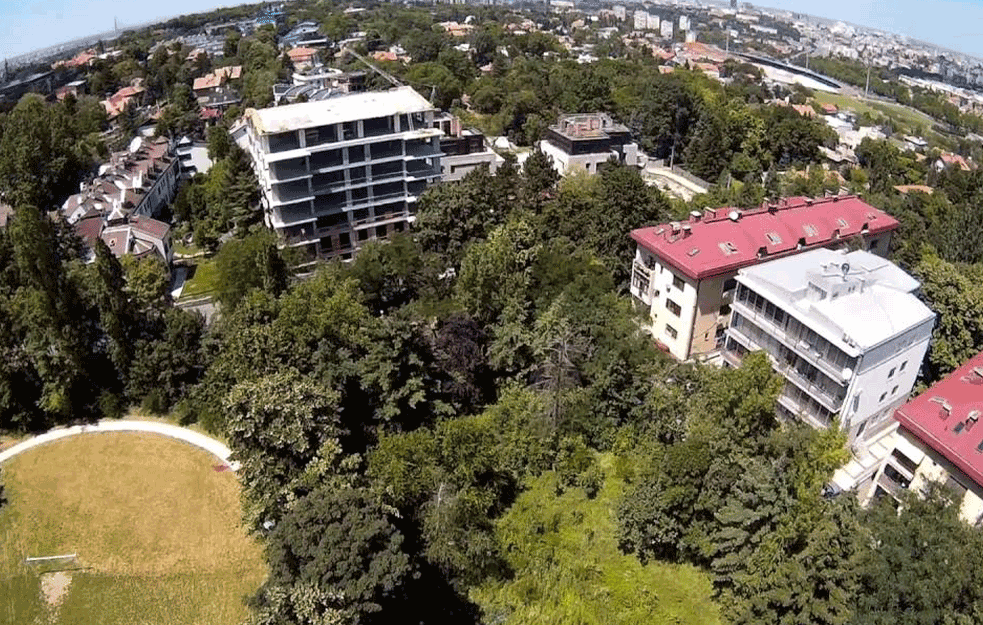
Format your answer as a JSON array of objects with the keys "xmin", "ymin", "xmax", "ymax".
[
  {"xmin": 200, "ymin": 107, "xmax": 223, "ymax": 120},
  {"xmin": 630, "ymin": 196, "xmax": 900, "ymax": 280},
  {"xmin": 288, "ymin": 47, "xmax": 317, "ymax": 62},
  {"xmin": 895, "ymin": 352, "xmax": 983, "ymax": 489},
  {"xmin": 193, "ymin": 66, "xmax": 242, "ymax": 91},
  {"xmin": 129, "ymin": 215, "xmax": 170, "ymax": 239},
  {"xmin": 74, "ymin": 215, "xmax": 104, "ymax": 247},
  {"xmin": 792, "ymin": 104, "xmax": 815, "ymax": 118}
]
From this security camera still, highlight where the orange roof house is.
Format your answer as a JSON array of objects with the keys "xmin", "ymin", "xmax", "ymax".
[{"xmin": 102, "ymin": 85, "xmax": 145, "ymax": 118}]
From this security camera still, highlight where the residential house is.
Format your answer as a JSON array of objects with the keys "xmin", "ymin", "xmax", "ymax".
[
  {"xmin": 287, "ymin": 47, "xmax": 319, "ymax": 71},
  {"xmin": 433, "ymin": 112, "xmax": 501, "ymax": 181},
  {"xmin": 539, "ymin": 113, "xmax": 638, "ymax": 176},
  {"xmin": 102, "ymin": 85, "xmax": 145, "ymax": 119},
  {"xmin": 935, "ymin": 152, "xmax": 973, "ymax": 171},
  {"xmin": 629, "ymin": 196, "xmax": 899, "ymax": 362},
  {"xmin": 62, "ymin": 136, "xmax": 178, "ymax": 225}
]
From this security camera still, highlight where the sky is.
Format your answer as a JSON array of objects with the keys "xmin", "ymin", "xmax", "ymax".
[{"xmin": 3, "ymin": 0, "xmax": 983, "ymax": 61}]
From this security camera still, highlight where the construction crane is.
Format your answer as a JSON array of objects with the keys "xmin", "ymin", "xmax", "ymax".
[{"xmin": 339, "ymin": 47, "xmax": 438, "ymax": 104}]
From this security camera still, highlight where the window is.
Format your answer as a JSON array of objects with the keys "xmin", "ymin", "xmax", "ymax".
[
  {"xmin": 803, "ymin": 224, "xmax": 818, "ymax": 237},
  {"xmin": 665, "ymin": 324, "xmax": 678, "ymax": 339},
  {"xmin": 357, "ymin": 229, "xmax": 369, "ymax": 241},
  {"xmin": 888, "ymin": 367, "xmax": 896, "ymax": 378},
  {"xmin": 376, "ymin": 225, "xmax": 387, "ymax": 238},
  {"xmin": 879, "ymin": 392, "xmax": 887, "ymax": 403},
  {"xmin": 765, "ymin": 232, "xmax": 782, "ymax": 245},
  {"xmin": 672, "ymin": 275, "xmax": 685, "ymax": 291},
  {"xmin": 892, "ymin": 385, "xmax": 899, "ymax": 396},
  {"xmin": 342, "ymin": 121, "xmax": 358, "ymax": 140},
  {"xmin": 899, "ymin": 360, "xmax": 907, "ymax": 372},
  {"xmin": 339, "ymin": 232, "xmax": 351, "ymax": 248},
  {"xmin": 666, "ymin": 299, "xmax": 681, "ymax": 316},
  {"xmin": 719, "ymin": 304, "xmax": 731, "ymax": 317},
  {"xmin": 718, "ymin": 241, "xmax": 739, "ymax": 255},
  {"xmin": 723, "ymin": 278, "xmax": 737, "ymax": 293},
  {"xmin": 347, "ymin": 145, "xmax": 365, "ymax": 163}
]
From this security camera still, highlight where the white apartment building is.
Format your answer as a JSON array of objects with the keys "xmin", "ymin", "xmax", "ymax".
[
  {"xmin": 723, "ymin": 248, "xmax": 935, "ymax": 450},
  {"xmin": 235, "ymin": 86, "xmax": 443, "ymax": 261},
  {"xmin": 630, "ymin": 196, "xmax": 899, "ymax": 362}
]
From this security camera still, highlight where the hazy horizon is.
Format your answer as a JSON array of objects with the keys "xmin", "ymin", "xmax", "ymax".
[{"xmin": 2, "ymin": 0, "xmax": 983, "ymax": 62}]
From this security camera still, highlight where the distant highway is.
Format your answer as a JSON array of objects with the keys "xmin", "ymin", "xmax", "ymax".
[{"xmin": 734, "ymin": 52, "xmax": 844, "ymax": 91}]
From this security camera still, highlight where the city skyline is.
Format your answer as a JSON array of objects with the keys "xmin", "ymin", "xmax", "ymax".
[{"xmin": 3, "ymin": 0, "xmax": 983, "ymax": 62}]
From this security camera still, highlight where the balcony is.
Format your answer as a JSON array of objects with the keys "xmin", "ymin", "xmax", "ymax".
[
  {"xmin": 731, "ymin": 299, "xmax": 855, "ymax": 384},
  {"xmin": 727, "ymin": 323, "xmax": 845, "ymax": 413},
  {"xmin": 271, "ymin": 161, "xmax": 309, "ymax": 182},
  {"xmin": 406, "ymin": 165, "xmax": 441, "ymax": 180},
  {"xmin": 777, "ymin": 389, "xmax": 833, "ymax": 430}
]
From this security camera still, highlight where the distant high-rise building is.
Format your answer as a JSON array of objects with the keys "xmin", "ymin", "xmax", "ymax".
[
  {"xmin": 679, "ymin": 15, "xmax": 690, "ymax": 31},
  {"xmin": 633, "ymin": 10, "xmax": 649, "ymax": 31},
  {"xmin": 660, "ymin": 20, "xmax": 674, "ymax": 39}
]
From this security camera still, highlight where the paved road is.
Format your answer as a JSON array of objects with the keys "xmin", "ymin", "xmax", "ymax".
[{"xmin": 0, "ymin": 420, "xmax": 238, "ymax": 470}]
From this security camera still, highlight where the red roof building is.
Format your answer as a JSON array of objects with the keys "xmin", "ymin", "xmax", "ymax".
[
  {"xmin": 895, "ymin": 353, "xmax": 983, "ymax": 490},
  {"xmin": 860, "ymin": 352, "xmax": 983, "ymax": 523},
  {"xmin": 629, "ymin": 195, "xmax": 899, "ymax": 360}
]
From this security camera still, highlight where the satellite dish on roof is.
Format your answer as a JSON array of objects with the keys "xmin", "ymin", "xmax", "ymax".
[
  {"xmin": 728, "ymin": 210, "xmax": 740, "ymax": 221},
  {"xmin": 841, "ymin": 262, "xmax": 850, "ymax": 277},
  {"xmin": 841, "ymin": 367, "xmax": 853, "ymax": 381}
]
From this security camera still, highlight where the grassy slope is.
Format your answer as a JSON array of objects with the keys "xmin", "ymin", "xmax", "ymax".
[
  {"xmin": 812, "ymin": 92, "xmax": 937, "ymax": 133},
  {"xmin": 473, "ymin": 454, "xmax": 721, "ymax": 625},
  {"xmin": 179, "ymin": 259, "xmax": 220, "ymax": 300},
  {"xmin": 0, "ymin": 433, "xmax": 265, "ymax": 625}
]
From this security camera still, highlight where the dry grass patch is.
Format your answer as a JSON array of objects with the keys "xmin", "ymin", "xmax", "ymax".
[{"xmin": 0, "ymin": 432, "xmax": 266, "ymax": 624}]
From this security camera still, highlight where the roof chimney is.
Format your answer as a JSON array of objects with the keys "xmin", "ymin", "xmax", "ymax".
[
  {"xmin": 682, "ymin": 223, "xmax": 692, "ymax": 237},
  {"xmin": 689, "ymin": 210, "xmax": 701, "ymax": 222},
  {"xmin": 930, "ymin": 396, "xmax": 952, "ymax": 419},
  {"xmin": 703, "ymin": 207, "xmax": 716, "ymax": 221},
  {"xmin": 670, "ymin": 221, "xmax": 681, "ymax": 233}
]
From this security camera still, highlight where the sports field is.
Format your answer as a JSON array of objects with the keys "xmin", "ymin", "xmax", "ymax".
[
  {"xmin": 0, "ymin": 432, "xmax": 266, "ymax": 624},
  {"xmin": 812, "ymin": 92, "xmax": 937, "ymax": 134}
]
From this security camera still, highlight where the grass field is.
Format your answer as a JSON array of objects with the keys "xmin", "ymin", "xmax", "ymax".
[
  {"xmin": 0, "ymin": 433, "xmax": 266, "ymax": 625},
  {"xmin": 813, "ymin": 92, "xmax": 937, "ymax": 134},
  {"xmin": 179, "ymin": 259, "xmax": 219, "ymax": 300}
]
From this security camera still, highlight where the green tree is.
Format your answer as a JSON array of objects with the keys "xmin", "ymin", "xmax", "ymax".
[
  {"xmin": 252, "ymin": 486, "xmax": 411, "ymax": 625},
  {"xmin": 126, "ymin": 308, "xmax": 205, "ymax": 411},
  {"xmin": 225, "ymin": 369, "xmax": 343, "ymax": 530},
  {"xmin": 214, "ymin": 230, "xmax": 289, "ymax": 312},
  {"xmin": 851, "ymin": 487, "xmax": 983, "ymax": 625},
  {"xmin": 911, "ymin": 253, "xmax": 983, "ymax": 384},
  {"xmin": 0, "ymin": 95, "xmax": 83, "ymax": 210}
]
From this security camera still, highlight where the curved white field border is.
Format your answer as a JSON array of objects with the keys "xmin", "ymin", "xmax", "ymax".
[{"xmin": 0, "ymin": 420, "xmax": 239, "ymax": 471}]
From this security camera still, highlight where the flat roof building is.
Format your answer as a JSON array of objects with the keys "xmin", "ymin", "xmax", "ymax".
[
  {"xmin": 433, "ymin": 112, "xmax": 502, "ymax": 182},
  {"xmin": 235, "ymin": 86, "xmax": 443, "ymax": 262},
  {"xmin": 629, "ymin": 196, "xmax": 899, "ymax": 362},
  {"xmin": 539, "ymin": 113, "xmax": 638, "ymax": 176},
  {"xmin": 724, "ymin": 248, "xmax": 934, "ymax": 457}
]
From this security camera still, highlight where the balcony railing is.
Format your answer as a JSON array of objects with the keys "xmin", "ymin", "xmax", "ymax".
[
  {"xmin": 777, "ymin": 389, "xmax": 833, "ymax": 430},
  {"xmin": 731, "ymin": 299, "xmax": 853, "ymax": 384},
  {"xmin": 728, "ymin": 324, "xmax": 845, "ymax": 413}
]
